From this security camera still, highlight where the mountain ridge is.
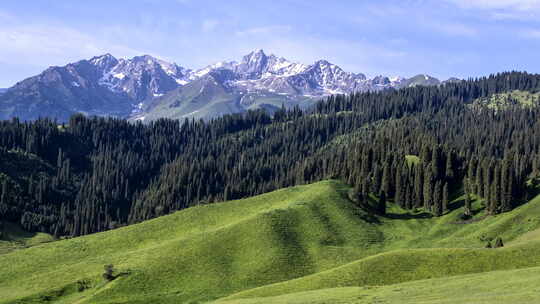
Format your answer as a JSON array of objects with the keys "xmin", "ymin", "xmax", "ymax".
[{"xmin": 0, "ymin": 50, "xmax": 453, "ymax": 121}]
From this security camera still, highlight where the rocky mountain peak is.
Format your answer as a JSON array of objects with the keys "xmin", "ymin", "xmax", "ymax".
[
  {"xmin": 89, "ymin": 54, "xmax": 119, "ymax": 71},
  {"xmin": 243, "ymin": 49, "xmax": 267, "ymax": 62},
  {"xmin": 235, "ymin": 49, "xmax": 270, "ymax": 78}
]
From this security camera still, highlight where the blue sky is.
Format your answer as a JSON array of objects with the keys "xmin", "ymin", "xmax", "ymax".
[{"xmin": 1, "ymin": 0, "xmax": 540, "ymax": 87}]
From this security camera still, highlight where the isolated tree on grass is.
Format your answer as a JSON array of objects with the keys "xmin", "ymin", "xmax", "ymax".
[
  {"xmin": 103, "ymin": 264, "xmax": 115, "ymax": 281},
  {"xmin": 494, "ymin": 237, "xmax": 504, "ymax": 248},
  {"xmin": 464, "ymin": 193, "xmax": 472, "ymax": 217}
]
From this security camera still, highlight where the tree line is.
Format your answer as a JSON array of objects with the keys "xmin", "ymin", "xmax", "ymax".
[{"xmin": 1, "ymin": 72, "xmax": 539, "ymax": 236}]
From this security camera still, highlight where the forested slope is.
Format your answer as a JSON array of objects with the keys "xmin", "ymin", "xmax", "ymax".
[{"xmin": 1, "ymin": 72, "xmax": 540, "ymax": 237}]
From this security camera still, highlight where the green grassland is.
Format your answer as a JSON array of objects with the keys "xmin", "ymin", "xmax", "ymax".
[
  {"xmin": 2, "ymin": 180, "xmax": 540, "ymax": 303},
  {"xmin": 140, "ymin": 76, "xmax": 245, "ymax": 121},
  {"xmin": 215, "ymin": 266, "xmax": 540, "ymax": 304},
  {"xmin": 139, "ymin": 77, "xmax": 316, "ymax": 122},
  {"xmin": 405, "ymin": 155, "xmax": 420, "ymax": 166},
  {"xmin": 472, "ymin": 90, "xmax": 540, "ymax": 110}
]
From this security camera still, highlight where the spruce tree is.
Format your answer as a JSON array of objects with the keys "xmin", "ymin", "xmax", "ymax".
[
  {"xmin": 442, "ymin": 182, "xmax": 449, "ymax": 213},
  {"xmin": 378, "ymin": 191, "xmax": 387, "ymax": 216},
  {"xmin": 423, "ymin": 167, "xmax": 433, "ymax": 212},
  {"xmin": 445, "ymin": 151, "xmax": 454, "ymax": 180},
  {"xmin": 381, "ymin": 163, "xmax": 391, "ymax": 198},
  {"xmin": 431, "ymin": 146, "xmax": 442, "ymax": 180},
  {"xmin": 414, "ymin": 165, "xmax": 424, "ymax": 208},
  {"xmin": 433, "ymin": 181, "xmax": 442, "ymax": 216},
  {"xmin": 395, "ymin": 168, "xmax": 403, "ymax": 207}
]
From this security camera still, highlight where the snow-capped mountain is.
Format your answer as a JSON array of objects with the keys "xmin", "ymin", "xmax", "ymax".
[
  {"xmin": 0, "ymin": 50, "xmax": 447, "ymax": 122},
  {"xmin": 185, "ymin": 50, "xmax": 423, "ymax": 98},
  {"xmin": 95, "ymin": 54, "xmax": 191, "ymax": 100}
]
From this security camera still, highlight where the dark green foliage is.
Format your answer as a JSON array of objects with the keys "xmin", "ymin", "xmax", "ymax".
[
  {"xmin": 103, "ymin": 264, "xmax": 115, "ymax": 281},
  {"xmin": 76, "ymin": 280, "xmax": 90, "ymax": 292},
  {"xmin": 433, "ymin": 181, "xmax": 442, "ymax": 216},
  {"xmin": 494, "ymin": 237, "xmax": 504, "ymax": 248},
  {"xmin": 442, "ymin": 182, "xmax": 449, "ymax": 213},
  {"xmin": 378, "ymin": 192, "xmax": 387, "ymax": 216}
]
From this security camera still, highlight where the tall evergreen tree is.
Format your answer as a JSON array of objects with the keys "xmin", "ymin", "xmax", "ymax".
[{"xmin": 442, "ymin": 182, "xmax": 449, "ymax": 213}]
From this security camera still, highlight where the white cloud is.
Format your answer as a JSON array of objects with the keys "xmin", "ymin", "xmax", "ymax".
[
  {"xmin": 447, "ymin": 0, "xmax": 540, "ymax": 21},
  {"xmin": 0, "ymin": 11, "xmax": 144, "ymax": 68},
  {"xmin": 235, "ymin": 25, "xmax": 292, "ymax": 37},
  {"xmin": 447, "ymin": 0, "xmax": 540, "ymax": 11}
]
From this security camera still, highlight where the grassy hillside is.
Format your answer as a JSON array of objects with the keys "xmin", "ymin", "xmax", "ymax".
[
  {"xmin": 140, "ymin": 76, "xmax": 244, "ymax": 121},
  {"xmin": 0, "ymin": 222, "xmax": 55, "ymax": 255},
  {"xmin": 220, "ymin": 191, "xmax": 540, "ymax": 301},
  {"xmin": 138, "ymin": 76, "xmax": 316, "ymax": 121},
  {"xmin": 0, "ymin": 181, "xmax": 374, "ymax": 304},
  {"xmin": 472, "ymin": 90, "xmax": 540, "ymax": 109},
  {"xmin": 2, "ymin": 180, "xmax": 540, "ymax": 303},
  {"xmin": 221, "ymin": 240, "xmax": 540, "ymax": 301},
  {"xmin": 215, "ymin": 266, "xmax": 540, "ymax": 304}
]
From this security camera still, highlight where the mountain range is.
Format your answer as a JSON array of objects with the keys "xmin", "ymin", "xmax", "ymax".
[{"xmin": 0, "ymin": 50, "xmax": 451, "ymax": 121}]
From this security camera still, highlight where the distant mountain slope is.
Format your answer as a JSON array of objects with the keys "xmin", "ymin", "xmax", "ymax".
[
  {"xmin": 0, "ymin": 54, "xmax": 189, "ymax": 121},
  {"xmin": 0, "ymin": 50, "xmax": 448, "ymax": 121},
  {"xmin": 3, "ymin": 180, "xmax": 540, "ymax": 304}
]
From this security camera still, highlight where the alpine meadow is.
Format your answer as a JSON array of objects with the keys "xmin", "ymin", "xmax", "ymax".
[{"xmin": 2, "ymin": 1, "xmax": 540, "ymax": 303}]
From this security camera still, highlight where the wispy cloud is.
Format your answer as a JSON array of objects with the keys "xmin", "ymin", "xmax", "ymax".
[
  {"xmin": 447, "ymin": 0, "xmax": 540, "ymax": 11},
  {"xmin": 235, "ymin": 25, "xmax": 292, "ymax": 37},
  {"xmin": 0, "ymin": 11, "xmax": 143, "ymax": 68}
]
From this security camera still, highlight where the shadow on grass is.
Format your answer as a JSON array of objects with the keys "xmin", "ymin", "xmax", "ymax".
[{"xmin": 384, "ymin": 212, "xmax": 432, "ymax": 220}]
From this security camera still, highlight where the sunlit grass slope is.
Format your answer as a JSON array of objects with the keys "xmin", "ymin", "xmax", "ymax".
[
  {"xmin": 217, "ymin": 188, "xmax": 540, "ymax": 301},
  {"xmin": 221, "ymin": 240, "xmax": 540, "ymax": 301},
  {"xmin": 473, "ymin": 90, "xmax": 540, "ymax": 109},
  {"xmin": 0, "ymin": 180, "xmax": 379, "ymax": 304},
  {"xmin": 215, "ymin": 266, "xmax": 540, "ymax": 304},
  {"xmin": 2, "ymin": 180, "xmax": 540, "ymax": 304}
]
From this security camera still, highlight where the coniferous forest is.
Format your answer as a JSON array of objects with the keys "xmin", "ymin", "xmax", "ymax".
[{"xmin": 2, "ymin": 71, "xmax": 540, "ymax": 237}]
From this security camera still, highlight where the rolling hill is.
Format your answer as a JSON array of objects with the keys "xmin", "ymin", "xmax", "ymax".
[
  {"xmin": 2, "ymin": 180, "xmax": 540, "ymax": 304},
  {"xmin": 215, "ymin": 266, "xmax": 540, "ymax": 304}
]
